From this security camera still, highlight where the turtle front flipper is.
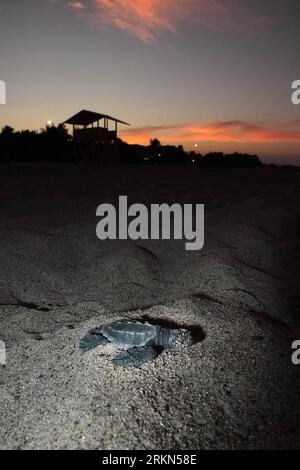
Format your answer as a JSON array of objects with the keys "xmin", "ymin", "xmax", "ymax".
[
  {"xmin": 79, "ymin": 327, "xmax": 110, "ymax": 352},
  {"xmin": 112, "ymin": 343, "xmax": 158, "ymax": 368}
]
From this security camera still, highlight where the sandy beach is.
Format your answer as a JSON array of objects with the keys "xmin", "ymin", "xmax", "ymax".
[{"xmin": 0, "ymin": 163, "xmax": 299, "ymax": 449}]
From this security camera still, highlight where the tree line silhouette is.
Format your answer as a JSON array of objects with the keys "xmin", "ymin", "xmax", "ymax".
[
  {"xmin": 0, "ymin": 124, "xmax": 262, "ymax": 167},
  {"xmin": 0, "ymin": 124, "xmax": 71, "ymax": 162}
]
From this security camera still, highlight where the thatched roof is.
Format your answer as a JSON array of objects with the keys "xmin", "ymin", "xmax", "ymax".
[{"xmin": 64, "ymin": 109, "xmax": 130, "ymax": 126}]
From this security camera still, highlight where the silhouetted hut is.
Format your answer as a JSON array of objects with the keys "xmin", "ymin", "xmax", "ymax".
[{"xmin": 64, "ymin": 109, "xmax": 130, "ymax": 162}]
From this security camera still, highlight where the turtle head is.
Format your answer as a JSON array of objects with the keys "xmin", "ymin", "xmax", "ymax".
[{"xmin": 167, "ymin": 328, "xmax": 193, "ymax": 349}]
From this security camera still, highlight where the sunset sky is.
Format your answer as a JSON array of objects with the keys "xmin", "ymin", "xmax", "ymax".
[{"xmin": 0, "ymin": 0, "xmax": 300, "ymax": 164}]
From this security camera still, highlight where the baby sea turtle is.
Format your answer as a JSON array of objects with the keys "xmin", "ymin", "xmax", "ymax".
[{"xmin": 79, "ymin": 318, "xmax": 192, "ymax": 368}]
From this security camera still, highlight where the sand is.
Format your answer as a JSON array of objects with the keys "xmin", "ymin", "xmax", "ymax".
[{"xmin": 0, "ymin": 163, "xmax": 299, "ymax": 449}]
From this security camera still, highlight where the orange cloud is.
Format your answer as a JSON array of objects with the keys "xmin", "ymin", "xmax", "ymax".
[
  {"xmin": 69, "ymin": 2, "xmax": 86, "ymax": 10},
  {"xmin": 119, "ymin": 120, "xmax": 300, "ymax": 146},
  {"xmin": 56, "ymin": 0, "xmax": 274, "ymax": 43}
]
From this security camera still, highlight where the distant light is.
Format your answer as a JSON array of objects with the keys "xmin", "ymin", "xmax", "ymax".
[
  {"xmin": 194, "ymin": 144, "xmax": 198, "ymax": 148},
  {"xmin": 47, "ymin": 120, "xmax": 53, "ymax": 126},
  {"xmin": 192, "ymin": 159, "xmax": 195, "ymax": 163}
]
